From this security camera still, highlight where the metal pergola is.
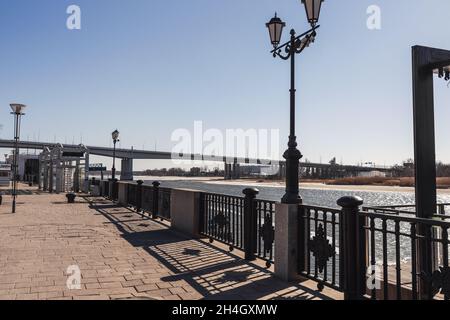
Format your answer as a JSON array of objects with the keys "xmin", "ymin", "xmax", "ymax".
[{"xmin": 38, "ymin": 144, "xmax": 90, "ymax": 194}]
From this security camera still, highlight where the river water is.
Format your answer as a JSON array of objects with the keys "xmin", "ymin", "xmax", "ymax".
[{"xmin": 138, "ymin": 178, "xmax": 450, "ymax": 208}]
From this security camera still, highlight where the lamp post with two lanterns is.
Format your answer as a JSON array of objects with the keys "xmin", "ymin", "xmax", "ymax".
[{"xmin": 266, "ymin": 0, "xmax": 324, "ymax": 204}]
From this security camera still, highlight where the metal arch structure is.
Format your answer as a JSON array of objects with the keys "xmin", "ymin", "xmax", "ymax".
[{"xmin": 39, "ymin": 144, "xmax": 89, "ymax": 194}]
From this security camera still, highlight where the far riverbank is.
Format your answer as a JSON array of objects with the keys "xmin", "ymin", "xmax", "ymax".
[{"xmin": 132, "ymin": 176, "xmax": 450, "ymax": 195}]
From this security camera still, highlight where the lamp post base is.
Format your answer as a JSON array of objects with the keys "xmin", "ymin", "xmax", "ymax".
[
  {"xmin": 281, "ymin": 141, "xmax": 303, "ymax": 205},
  {"xmin": 281, "ymin": 193, "xmax": 302, "ymax": 205}
]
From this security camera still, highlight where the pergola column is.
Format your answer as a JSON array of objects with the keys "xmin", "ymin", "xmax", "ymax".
[{"xmin": 412, "ymin": 45, "xmax": 450, "ymax": 299}]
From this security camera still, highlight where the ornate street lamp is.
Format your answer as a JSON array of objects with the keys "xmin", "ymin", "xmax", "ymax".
[
  {"xmin": 302, "ymin": 0, "xmax": 324, "ymax": 26},
  {"xmin": 266, "ymin": 13, "xmax": 286, "ymax": 48},
  {"xmin": 266, "ymin": 0, "xmax": 324, "ymax": 204},
  {"xmin": 111, "ymin": 129, "xmax": 120, "ymax": 180},
  {"xmin": 10, "ymin": 103, "xmax": 27, "ymax": 213}
]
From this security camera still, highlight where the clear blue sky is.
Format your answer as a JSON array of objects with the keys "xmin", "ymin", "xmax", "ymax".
[{"xmin": 1, "ymin": 0, "xmax": 450, "ymax": 170}]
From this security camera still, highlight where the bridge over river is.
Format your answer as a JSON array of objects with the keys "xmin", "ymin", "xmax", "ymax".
[{"xmin": 0, "ymin": 139, "xmax": 392, "ymax": 181}]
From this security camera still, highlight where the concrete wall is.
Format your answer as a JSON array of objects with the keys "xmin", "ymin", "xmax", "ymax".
[{"xmin": 170, "ymin": 189, "xmax": 201, "ymax": 238}]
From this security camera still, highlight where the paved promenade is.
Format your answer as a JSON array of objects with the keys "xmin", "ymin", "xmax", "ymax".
[{"xmin": 0, "ymin": 186, "xmax": 341, "ymax": 300}]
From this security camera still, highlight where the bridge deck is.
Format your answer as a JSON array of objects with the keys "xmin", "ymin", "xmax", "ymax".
[{"xmin": 0, "ymin": 139, "xmax": 390, "ymax": 171}]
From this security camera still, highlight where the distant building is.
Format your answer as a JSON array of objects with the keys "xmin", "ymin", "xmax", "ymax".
[
  {"xmin": 5, "ymin": 153, "xmax": 40, "ymax": 182},
  {"xmin": 240, "ymin": 165, "xmax": 279, "ymax": 177}
]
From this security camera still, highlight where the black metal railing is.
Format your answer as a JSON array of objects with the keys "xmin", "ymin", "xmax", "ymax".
[
  {"xmin": 363, "ymin": 203, "xmax": 450, "ymax": 217},
  {"xmin": 299, "ymin": 197, "xmax": 450, "ymax": 300},
  {"xmin": 298, "ymin": 205, "xmax": 343, "ymax": 291},
  {"xmin": 199, "ymin": 189, "xmax": 275, "ymax": 267},
  {"xmin": 200, "ymin": 192, "xmax": 245, "ymax": 251},
  {"xmin": 100, "ymin": 180, "xmax": 171, "ymax": 221},
  {"xmin": 141, "ymin": 184, "xmax": 155, "ymax": 213},
  {"xmin": 255, "ymin": 199, "xmax": 276, "ymax": 266},
  {"xmin": 360, "ymin": 210, "xmax": 450, "ymax": 300},
  {"xmin": 127, "ymin": 183, "xmax": 138, "ymax": 207}
]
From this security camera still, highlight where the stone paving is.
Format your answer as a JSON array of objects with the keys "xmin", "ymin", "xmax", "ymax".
[{"xmin": 0, "ymin": 186, "xmax": 342, "ymax": 300}]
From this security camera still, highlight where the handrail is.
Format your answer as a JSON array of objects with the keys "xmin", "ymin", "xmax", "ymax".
[
  {"xmin": 301, "ymin": 204, "xmax": 341, "ymax": 214},
  {"xmin": 371, "ymin": 203, "xmax": 450, "ymax": 209},
  {"xmin": 359, "ymin": 209, "xmax": 450, "ymax": 227},
  {"xmin": 363, "ymin": 205, "xmax": 450, "ymax": 219}
]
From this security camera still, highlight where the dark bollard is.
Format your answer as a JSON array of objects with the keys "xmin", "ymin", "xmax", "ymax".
[
  {"xmin": 136, "ymin": 180, "xmax": 144, "ymax": 212},
  {"xmin": 66, "ymin": 193, "xmax": 76, "ymax": 204},
  {"xmin": 0, "ymin": 194, "xmax": 2, "ymax": 206},
  {"xmin": 243, "ymin": 187, "xmax": 259, "ymax": 261},
  {"xmin": 152, "ymin": 181, "xmax": 160, "ymax": 219},
  {"xmin": 337, "ymin": 196, "xmax": 366, "ymax": 300}
]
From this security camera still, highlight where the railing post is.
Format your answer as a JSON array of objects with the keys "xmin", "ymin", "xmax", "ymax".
[
  {"xmin": 199, "ymin": 193, "xmax": 205, "ymax": 234},
  {"xmin": 297, "ymin": 204, "xmax": 307, "ymax": 274},
  {"xmin": 152, "ymin": 181, "xmax": 160, "ymax": 219},
  {"xmin": 243, "ymin": 188, "xmax": 259, "ymax": 261},
  {"xmin": 112, "ymin": 178, "xmax": 118, "ymax": 201},
  {"xmin": 337, "ymin": 196, "xmax": 365, "ymax": 300},
  {"xmin": 136, "ymin": 180, "xmax": 144, "ymax": 212}
]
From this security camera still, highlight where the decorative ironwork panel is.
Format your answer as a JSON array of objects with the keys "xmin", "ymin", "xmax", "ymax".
[
  {"xmin": 200, "ymin": 193, "xmax": 244, "ymax": 251},
  {"xmin": 260, "ymin": 214, "xmax": 275, "ymax": 254},
  {"xmin": 141, "ymin": 185, "xmax": 154, "ymax": 213},
  {"xmin": 255, "ymin": 200, "xmax": 276, "ymax": 265},
  {"xmin": 213, "ymin": 211, "xmax": 231, "ymax": 242},
  {"xmin": 298, "ymin": 205, "xmax": 343, "ymax": 292},
  {"xmin": 309, "ymin": 223, "xmax": 335, "ymax": 273},
  {"xmin": 430, "ymin": 267, "xmax": 450, "ymax": 298},
  {"xmin": 157, "ymin": 187, "xmax": 171, "ymax": 220},
  {"xmin": 127, "ymin": 184, "xmax": 138, "ymax": 207}
]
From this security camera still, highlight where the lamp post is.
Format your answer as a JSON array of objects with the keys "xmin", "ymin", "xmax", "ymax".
[
  {"xmin": 266, "ymin": 0, "xmax": 324, "ymax": 204},
  {"xmin": 111, "ymin": 130, "xmax": 120, "ymax": 180},
  {"xmin": 9, "ymin": 103, "xmax": 27, "ymax": 213}
]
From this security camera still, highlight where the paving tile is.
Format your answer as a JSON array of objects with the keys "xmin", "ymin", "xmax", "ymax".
[
  {"xmin": 121, "ymin": 280, "xmax": 143, "ymax": 288},
  {"xmin": 135, "ymin": 284, "xmax": 158, "ymax": 293}
]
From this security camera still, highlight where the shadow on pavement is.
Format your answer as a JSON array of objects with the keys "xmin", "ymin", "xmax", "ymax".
[{"xmin": 84, "ymin": 196, "xmax": 336, "ymax": 300}]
